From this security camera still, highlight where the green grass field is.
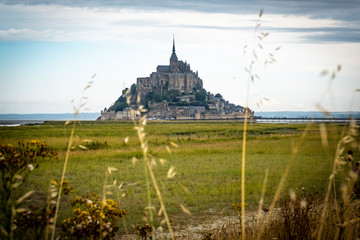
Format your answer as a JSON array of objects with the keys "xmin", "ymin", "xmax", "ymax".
[{"xmin": 0, "ymin": 121, "xmax": 345, "ymax": 230}]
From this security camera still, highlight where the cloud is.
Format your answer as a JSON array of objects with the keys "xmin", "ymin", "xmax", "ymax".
[
  {"xmin": 1, "ymin": 0, "xmax": 359, "ymax": 21},
  {"xmin": 0, "ymin": 28, "xmax": 67, "ymax": 41},
  {"xmin": 304, "ymin": 32, "xmax": 360, "ymax": 43},
  {"xmin": 0, "ymin": 2, "xmax": 359, "ymax": 43},
  {"xmin": 165, "ymin": 24, "xmax": 360, "ymax": 42}
]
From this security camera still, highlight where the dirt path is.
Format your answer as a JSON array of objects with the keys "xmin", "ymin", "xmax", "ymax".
[{"xmin": 120, "ymin": 209, "xmax": 265, "ymax": 239}]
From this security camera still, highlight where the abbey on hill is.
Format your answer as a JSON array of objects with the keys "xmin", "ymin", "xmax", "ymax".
[
  {"xmin": 137, "ymin": 37, "xmax": 203, "ymax": 102},
  {"xmin": 100, "ymin": 38, "xmax": 253, "ymax": 120}
]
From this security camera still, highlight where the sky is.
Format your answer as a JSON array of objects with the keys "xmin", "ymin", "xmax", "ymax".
[{"xmin": 0, "ymin": 0, "xmax": 359, "ymax": 114}]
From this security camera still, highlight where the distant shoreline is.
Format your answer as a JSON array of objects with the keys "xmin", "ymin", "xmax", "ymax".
[
  {"xmin": 0, "ymin": 113, "xmax": 100, "ymax": 121},
  {"xmin": 0, "ymin": 111, "xmax": 359, "ymax": 126},
  {"xmin": 1, "ymin": 111, "xmax": 359, "ymax": 120}
]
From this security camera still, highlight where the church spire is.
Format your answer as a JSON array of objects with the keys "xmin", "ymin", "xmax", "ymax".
[
  {"xmin": 172, "ymin": 35, "xmax": 175, "ymax": 53},
  {"xmin": 170, "ymin": 35, "xmax": 178, "ymax": 61}
]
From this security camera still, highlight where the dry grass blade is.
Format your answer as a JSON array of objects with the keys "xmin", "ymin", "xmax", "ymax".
[
  {"xmin": 78, "ymin": 144, "xmax": 87, "ymax": 150},
  {"xmin": 51, "ymin": 76, "xmax": 94, "ymax": 240},
  {"xmin": 257, "ymin": 124, "xmax": 311, "ymax": 240},
  {"xmin": 256, "ymin": 168, "xmax": 269, "ymax": 225},
  {"xmin": 16, "ymin": 190, "xmax": 34, "ymax": 205},
  {"xmin": 167, "ymin": 166, "xmax": 176, "ymax": 179},
  {"xmin": 241, "ymin": 106, "xmax": 249, "ymax": 240},
  {"xmin": 317, "ymin": 140, "xmax": 343, "ymax": 240},
  {"xmin": 180, "ymin": 204, "xmax": 191, "ymax": 215},
  {"xmin": 319, "ymin": 123, "xmax": 328, "ymax": 149},
  {"xmin": 165, "ymin": 146, "xmax": 172, "ymax": 154},
  {"xmin": 316, "ymin": 103, "xmax": 331, "ymax": 117},
  {"xmin": 159, "ymin": 158, "xmax": 166, "ymax": 165},
  {"xmin": 337, "ymin": 65, "xmax": 341, "ymax": 72},
  {"xmin": 107, "ymin": 167, "xmax": 118, "ymax": 175},
  {"xmin": 146, "ymin": 161, "xmax": 175, "ymax": 239},
  {"xmin": 51, "ymin": 120, "xmax": 75, "ymax": 240},
  {"xmin": 320, "ymin": 69, "xmax": 328, "ymax": 76},
  {"xmin": 169, "ymin": 141, "xmax": 178, "ymax": 147}
]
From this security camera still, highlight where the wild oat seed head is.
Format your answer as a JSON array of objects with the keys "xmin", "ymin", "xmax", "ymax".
[
  {"xmin": 159, "ymin": 158, "xmax": 166, "ymax": 165},
  {"xmin": 169, "ymin": 141, "xmax": 178, "ymax": 148},
  {"xmin": 289, "ymin": 189, "xmax": 296, "ymax": 201},
  {"xmin": 300, "ymin": 199, "xmax": 307, "ymax": 208},
  {"xmin": 167, "ymin": 166, "xmax": 176, "ymax": 179},
  {"xmin": 158, "ymin": 207, "xmax": 163, "ymax": 216},
  {"xmin": 165, "ymin": 146, "xmax": 171, "ymax": 154},
  {"xmin": 180, "ymin": 204, "xmax": 191, "ymax": 215}
]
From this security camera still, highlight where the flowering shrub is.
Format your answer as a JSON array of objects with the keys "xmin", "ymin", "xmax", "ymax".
[
  {"xmin": 232, "ymin": 202, "xmax": 248, "ymax": 215},
  {"xmin": 0, "ymin": 140, "xmax": 57, "ymax": 240},
  {"xmin": 0, "ymin": 140, "xmax": 57, "ymax": 179},
  {"xmin": 134, "ymin": 224, "xmax": 153, "ymax": 240},
  {"xmin": 60, "ymin": 193, "xmax": 127, "ymax": 239}
]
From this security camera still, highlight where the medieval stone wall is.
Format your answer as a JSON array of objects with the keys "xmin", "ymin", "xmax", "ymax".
[{"xmin": 101, "ymin": 110, "xmax": 116, "ymax": 120}]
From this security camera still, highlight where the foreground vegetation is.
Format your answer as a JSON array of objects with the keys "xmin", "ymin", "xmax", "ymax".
[{"xmin": 0, "ymin": 120, "xmax": 359, "ymax": 239}]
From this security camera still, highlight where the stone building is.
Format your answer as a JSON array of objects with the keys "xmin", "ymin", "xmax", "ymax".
[
  {"xmin": 100, "ymin": 107, "xmax": 138, "ymax": 120},
  {"xmin": 100, "ymin": 38, "xmax": 253, "ymax": 121},
  {"xmin": 136, "ymin": 37, "xmax": 203, "ymax": 103}
]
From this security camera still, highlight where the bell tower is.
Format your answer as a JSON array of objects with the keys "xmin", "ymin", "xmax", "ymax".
[{"xmin": 170, "ymin": 35, "xmax": 178, "ymax": 72}]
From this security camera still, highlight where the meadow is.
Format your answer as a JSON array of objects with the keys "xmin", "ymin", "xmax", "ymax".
[{"xmin": 0, "ymin": 120, "xmax": 349, "ymax": 238}]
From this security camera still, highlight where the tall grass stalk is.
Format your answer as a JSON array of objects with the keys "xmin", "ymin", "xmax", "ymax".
[
  {"xmin": 316, "ymin": 120, "xmax": 356, "ymax": 240},
  {"xmin": 241, "ymin": 9, "xmax": 264, "ymax": 240},
  {"xmin": 131, "ymin": 106, "xmax": 155, "ymax": 233},
  {"xmin": 107, "ymin": 168, "xmax": 130, "ymax": 239},
  {"xmin": 100, "ymin": 168, "xmax": 109, "ymax": 240},
  {"xmin": 130, "ymin": 93, "xmax": 175, "ymax": 240},
  {"xmin": 50, "ymin": 120, "xmax": 76, "ymax": 240},
  {"xmin": 50, "ymin": 77, "xmax": 94, "ymax": 240},
  {"xmin": 256, "ymin": 168, "xmax": 269, "ymax": 225},
  {"xmin": 240, "ymin": 109, "xmax": 248, "ymax": 240},
  {"xmin": 146, "ymin": 160, "xmax": 175, "ymax": 239},
  {"xmin": 256, "ymin": 123, "xmax": 311, "ymax": 240}
]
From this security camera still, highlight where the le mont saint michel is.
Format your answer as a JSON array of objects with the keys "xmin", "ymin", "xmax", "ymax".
[{"xmin": 100, "ymin": 38, "xmax": 253, "ymax": 121}]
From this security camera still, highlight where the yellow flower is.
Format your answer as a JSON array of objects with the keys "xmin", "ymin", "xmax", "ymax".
[
  {"xmin": 73, "ymin": 208, "xmax": 81, "ymax": 214},
  {"xmin": 30, "ymin": 140, "xmax": 40, "ymax": 144}
]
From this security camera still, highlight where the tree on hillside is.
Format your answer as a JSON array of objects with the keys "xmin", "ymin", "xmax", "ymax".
[
  {"xmin": 153, "ymin": 93, "xmax": 162, "ymax": 102},
  {"xmin": 122, "ymin": 88, "xmax": 129, "ymax": 95},
  {"xmin": 108, "ymin": 101, "xmax": 128, "ymax": 112},
  {"xmin": 145, "ymin": 92, "xmax": 162, "ymax": 103},
  {"xmin": 116, "ymin": 96, "xmax": 126, "ymax": 103},
  {"xmin": 165, "ymin": 90, "xmax": 181, "ymax": 102},
  {"xmin": 130, "ymin": 83, "xmax": 136, "ymax": 96},
  {"xmin": 195, "ymin": 89, "xmax": 207, "ymax": 101},
  {"xmin": 145, "ymin": 92, "xmax": 154, "ymax": 104}
]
